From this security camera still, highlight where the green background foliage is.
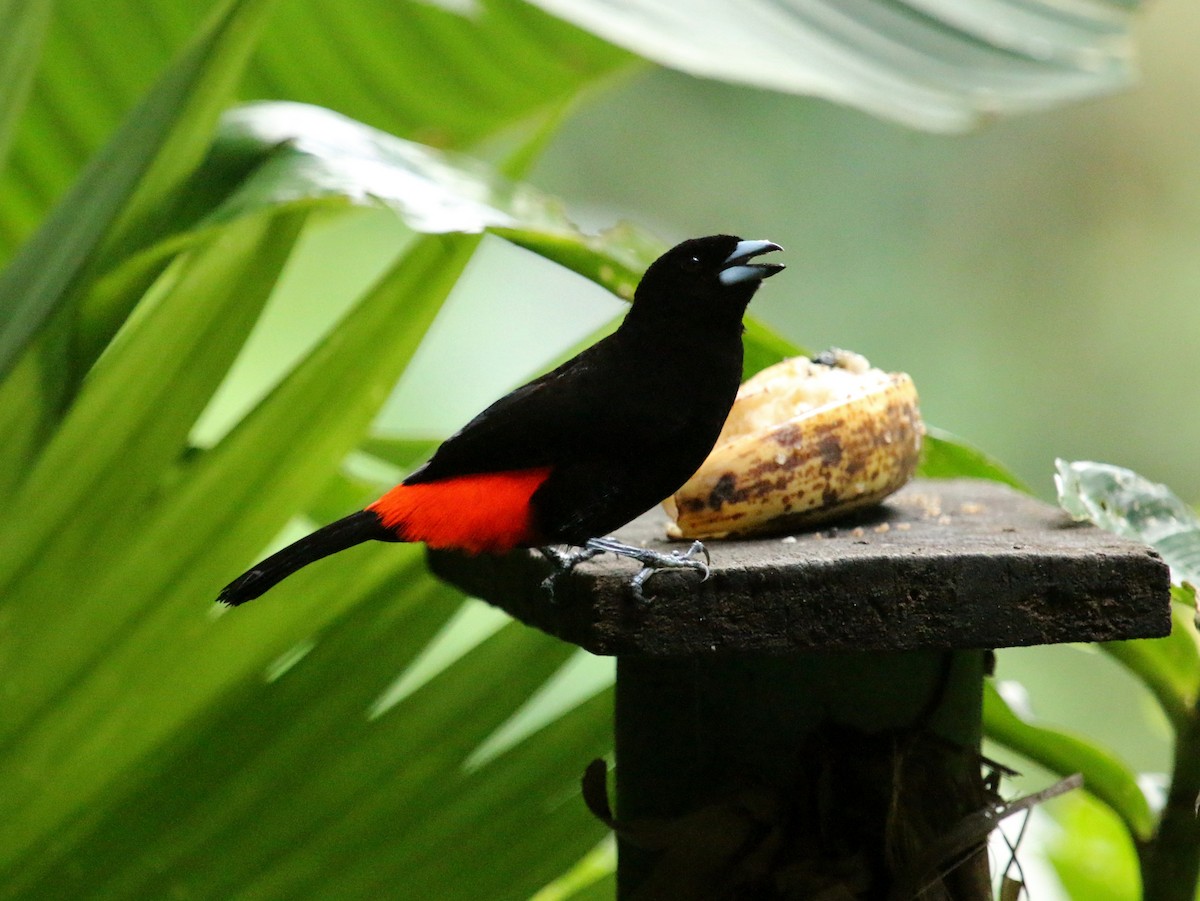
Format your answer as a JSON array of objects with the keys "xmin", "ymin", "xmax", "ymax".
[{"xmin": 1, "ymin": 0, "xmax": 1197, "ymax": 898}]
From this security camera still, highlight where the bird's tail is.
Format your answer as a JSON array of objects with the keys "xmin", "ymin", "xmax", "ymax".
[{"xmin": 217, "ymin": 510, "xmax": 392, "ymax": 606}]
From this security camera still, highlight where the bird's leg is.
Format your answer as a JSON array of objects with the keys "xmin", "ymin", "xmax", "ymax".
[
  {"xmin": 538, "ymin": 544, "xmax": 605, "ymax": 601},
  {"xmin": 582, "ymin": 536, "xmax": 711, "ymax": 603}
]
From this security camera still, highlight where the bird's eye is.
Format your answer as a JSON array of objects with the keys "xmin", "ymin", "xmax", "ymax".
[{"xmin": 683, "ymin": 254, "xmax": 702, "ymax": 271}]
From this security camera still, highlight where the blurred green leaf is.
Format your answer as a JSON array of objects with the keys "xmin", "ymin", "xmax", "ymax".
[
  {"xmin": 360, "ymin": 435, "xmax": 443, "ymax": 473},
  {"xmin": 71, "ymin": 129, "xmax": 284, "ymax": 369},
  {"xmin": 1, "ymin": 0, "xmax": 1148, "ymax": 264},
  {"xmin": 1, "ymin": 543, "xmax": 613, "ymax": 898},
  {"xmin": 208, "ymin": 100, "xmax": 671, "ymax": 300},
  {"xmin": 983, "ymin": 679, "xmax": 1154, "ymax": 842},
  {"xmin": 0, "ymin": 0, "xmax": 52, "ymax": 170},
  {"xmin": 71, "ymin": 97, "xmax": 652, "ymax": 394},
  {"xmin": 742, "ymin": 316, "xmax": 804, "ymax": 379},
  {"xmin": 0, "ymin": 211, "xmax": 305, "ymax": 601},
  {"xmin": 210, "ymin": 101, "xmax": 574, "ymax": 234},
  {"xmin": 144, "ymin": 234, "xmax": 476, "ymax": 618},
  {"xmin": 919, "ymin": 427, "xmax": 1028, "ymax": 490},
  {"xmin": 86, "ymin": 100, "xmax": 674, "ymax": 319},
  {"xmin": 532, "ymin": 838, "xmax": 616, "ymax": 901},
  {"xmin": 0, "ymin": 212, "xmax": 306, "ymax": 823},
  {"xmin": 497, "ymin": 222, "xmax": 663, "ymax": 301},
  {"xmin": 0, "ymin": 346, "xmax": 55, "ymax": 500},
  {"xmin": 558, "ymin": 875, "xmax": 618, "ymax": 901},
  {"xmin": 522, "ymin": 0, "xmax": 1142, "ymax": 132},
  {"xmin": 193, "ymin": 102, "xmax": 825, "ymax": 380},
  {"xmin": 1176, "ymin": 582, "xmax": 1199, "ymax": 606},
  {"xmin": 302, "ymin": 470, "xmax": 390, "ymax": 526},
  {"xmin": 0, "ymin": 0, "xmax": 633, "ymax": 259},
  {"xmin": 1102, "ymin": 598, "xmax": 1200, "ymax": 735},
  {"xmin": 0, "ymin": 0, "xmax": 278, "ymax": 383},
  {"xmin": 0, "ymin": 235, "xmax": 476, "ymax": 869},
  {"xmin": 1044, "ymin": 790, "xmax": 1142, "ymax": 901}
]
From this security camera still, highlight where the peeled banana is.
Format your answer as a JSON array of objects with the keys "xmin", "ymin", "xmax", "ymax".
[{"xmin": 664, "ymin": 350, "xmax": 923, "ymax": 539}]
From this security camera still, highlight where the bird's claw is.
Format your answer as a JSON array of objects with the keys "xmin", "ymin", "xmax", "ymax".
[
  {"xmin": 627, "ymin": 539, "xmax": 710, "ymax": 602},
  {"xmin": 681, "ymin": 539, "xmax": 713, "ymax": 579},
  {"xmin": 541, "ymin": 536, "xmax": 712, "ymax": 603}
]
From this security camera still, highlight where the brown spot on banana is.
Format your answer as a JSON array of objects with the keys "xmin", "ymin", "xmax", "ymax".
[{"xmin": 663, "ymin": 349, "xmax": 924, "ymax": 540}]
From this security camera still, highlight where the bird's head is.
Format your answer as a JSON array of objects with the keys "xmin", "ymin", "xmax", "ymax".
[{"xmin": 631, "ymin": 235, "xmax": 784, "ymax": 325}]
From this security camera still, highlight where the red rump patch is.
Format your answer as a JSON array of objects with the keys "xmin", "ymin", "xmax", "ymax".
[{"xmin": 367, "ymin": 468, "xmax": 552, "ymax": 555}]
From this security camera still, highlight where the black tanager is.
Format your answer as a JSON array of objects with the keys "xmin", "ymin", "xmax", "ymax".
[{"xmin": 217, "ymin": 235, "xmax": 783, "ymax": 605}]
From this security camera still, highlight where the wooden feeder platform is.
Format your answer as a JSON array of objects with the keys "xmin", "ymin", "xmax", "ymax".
[{"xmin": 430, "ymin": 478, "xmax": 1170, "ymax": 899}]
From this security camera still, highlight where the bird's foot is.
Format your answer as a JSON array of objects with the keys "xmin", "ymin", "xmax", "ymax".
[
  {"xmin": 538, "ymin": 544, "xmax": 604, "ymax": 602},
  {"xmin": 539, "ymin": 538, "xmax": 711, "ymax": 602},
  {"xmin": 594, "ymin": 537, "xmax": 711, "ymax": 602}
]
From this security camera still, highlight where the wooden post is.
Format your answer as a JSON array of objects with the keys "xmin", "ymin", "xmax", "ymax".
[
  {"xmin": 430, "ymin": 479, "xmax": 1170, "ymax": 899},
  {"xmin": 612, "ymin": 651, "xmax": 990, "ymax": 898}
]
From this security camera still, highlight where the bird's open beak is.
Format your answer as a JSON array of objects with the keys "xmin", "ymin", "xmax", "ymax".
[{"xmin": 719, "ymin": 240, "xmax": 785, "ymax": 286}]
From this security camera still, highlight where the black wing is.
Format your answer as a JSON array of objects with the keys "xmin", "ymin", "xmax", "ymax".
[{"xmin": 404, "ymin": 335, "xmax": 623, "ymax": 485}]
